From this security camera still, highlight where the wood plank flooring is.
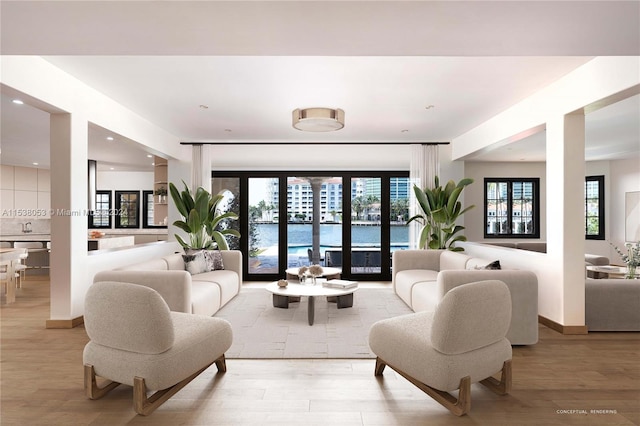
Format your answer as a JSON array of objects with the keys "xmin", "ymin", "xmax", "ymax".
[{"xmin": 1, "ymin": 277, "xmax": 639, "ymax": 425}]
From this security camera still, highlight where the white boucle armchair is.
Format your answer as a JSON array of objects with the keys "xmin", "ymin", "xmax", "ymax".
[
  {"xmin": 369, "ymin": 280, "xmax": 513, "ymax": 416},
  {"xmin": 83, "ymin": 281, "xmax": 233, "ymax": 415}
]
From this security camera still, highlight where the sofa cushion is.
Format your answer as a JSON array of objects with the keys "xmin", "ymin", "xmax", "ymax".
[
  {"xmin": 183, "ymin": 251, "xmax": 208, "ymax": 275},
  {"xmin": 118, "ymin": 258, "xmax": 169, "ymax": 271},
  {"xmin": 395, "ymin": 270, "xmax": 439, "ymax": 308},
  {"xmin": 190, "ymin": 281, "xmax": 222, "ymax": 316},
  {"xmin": 411, "ymin": 281, "xmax": 441, "ymax": 313},
  {"xmin": 204, "ymin": 249, "xmax": 225, "ymax": 271},
  {"xmin": 439, "ymin": 250, "xmax": 472, "ymax": 270},
  {"xmin": 193, "ymin": 270, "xmax": 241, "ymax": 308}
]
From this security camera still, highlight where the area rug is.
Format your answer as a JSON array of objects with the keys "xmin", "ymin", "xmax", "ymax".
[{"xmin": 215, "ymin": 287, "xmax": 413, "ymax": 359}]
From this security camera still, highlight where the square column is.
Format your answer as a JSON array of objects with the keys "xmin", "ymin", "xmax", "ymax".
[
  {"xmin": 49, "ymin": 112, "xmax": 89, "ymax": 322},
  {"xmin": 545, "ymin": 112, "xmax": 587, "ymax": 331}
]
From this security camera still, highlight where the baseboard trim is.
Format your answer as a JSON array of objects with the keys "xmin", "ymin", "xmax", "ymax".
[
  {"xmin": 538, "ymin": 315, "xmax": 588, "ymax": 335},
  {"xmin": 46, "ymin": 316, "xmax": 84, "ymax": 329}
]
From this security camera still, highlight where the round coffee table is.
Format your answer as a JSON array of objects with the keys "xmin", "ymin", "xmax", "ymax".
[{"xmin": 265, "ymin": 281, "xmax": 358, "ymax": 326}]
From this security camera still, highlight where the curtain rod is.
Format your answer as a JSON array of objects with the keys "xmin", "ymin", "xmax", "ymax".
[{"xmin": 180, "ymin": 141, "xmax": 449, "ymax": 146}]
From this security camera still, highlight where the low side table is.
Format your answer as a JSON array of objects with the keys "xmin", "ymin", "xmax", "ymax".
[{"xmin": 265, "ymin": 281, "xmax": 358, "ymax": 326}]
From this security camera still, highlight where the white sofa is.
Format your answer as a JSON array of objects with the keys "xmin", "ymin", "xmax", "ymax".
[
  {"xmin": 392, "ymin": 249, "xmax": 538, "ymax": 345},
  {"xmin": 94, "ymin": 250, "xmax": 242, "ymax": 317},
  {"xmin": 585, "ymin": 278, "xmax": 640, "ymax": 331}
]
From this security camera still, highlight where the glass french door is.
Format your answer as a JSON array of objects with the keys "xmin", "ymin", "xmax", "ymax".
[
  {"xmin": 247, "ymin": 177, "xmax": 279, "ymax": 275},
  {"xmin": 350, "ymin": 177, "xmax": 382, "ymax": 275},
  {"xmin": 212, "ymin": 171, "xmax": 408, "ymax": 281},
  {"xmin": 287, "ymin": 176, "xmax": 342, "ymax": 269}
]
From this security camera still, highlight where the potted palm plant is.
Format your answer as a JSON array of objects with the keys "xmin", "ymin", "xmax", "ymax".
[
  {"xmin": 169, "ymin": 181, "xmax": 240, "ymax": 250},
  {"xmin": 407, "ymin": 176, "xmax": 474, "ymax": 251}
]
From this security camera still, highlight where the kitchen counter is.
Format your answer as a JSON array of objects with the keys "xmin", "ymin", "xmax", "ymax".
[
  {"xmin": 0, "ymin": 234, "xmax": 50, "ymax": 245},
  {"xmin": 88, "ymin": 235, "xmax": 135, "ymax": 251}
]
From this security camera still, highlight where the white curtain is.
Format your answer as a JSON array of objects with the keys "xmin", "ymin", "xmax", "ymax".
[
  {"xmin": 191, "ymin": 144, "xmax": 212, "ymax": 193},
  {"xmin": 409, "ymin": 144, "xmax": 439, "ymax": 249}
]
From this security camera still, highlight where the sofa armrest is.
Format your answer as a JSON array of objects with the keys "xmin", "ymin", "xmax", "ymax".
[
  {"xmin": 437, "ymin": 269, "xmax": 534, "ymax": 296},
  {"xmin": 392, "ymin": 250, "xmax": 443, "ymax": 285},
  {"xmin": 93, "ymin": 270, "xmax": 192, "ymax": 313},
  {"xmin": 220, "ymin": 250, "xmax": 242, "ymax": 279}
]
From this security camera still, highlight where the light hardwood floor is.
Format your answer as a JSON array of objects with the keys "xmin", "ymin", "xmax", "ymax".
[{"xmin": 1, "ymin": 277, "xmax": 639, "ymax": 425}]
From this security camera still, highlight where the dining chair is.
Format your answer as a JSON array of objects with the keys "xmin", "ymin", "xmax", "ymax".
[
  {"xmin": 0, "ymin": 250, "xmax": 23, "ymax": 303},
  {"xmin": 13, "ymin": 242, "xmax": 46, "ymax": 274}
]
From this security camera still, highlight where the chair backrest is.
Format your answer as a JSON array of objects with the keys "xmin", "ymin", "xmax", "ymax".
[
  {"xmin": 325, "ymin": 250, "xmax": 342, "ymax": 267},
  {"xmin": 84, "ymin": 281, "xmax": 175, "ymax": 354},
  {"xmin": 430, "ymin": 280, "xmax": 511, "ymax": 355}
]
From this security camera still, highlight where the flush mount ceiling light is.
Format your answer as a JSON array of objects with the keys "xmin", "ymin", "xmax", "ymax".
[{"xmin": 292, "ymin": 108, "xmax": 345, "ymax": 132}]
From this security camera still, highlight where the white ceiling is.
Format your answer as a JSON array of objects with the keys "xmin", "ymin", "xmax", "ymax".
[{"xmin": 1, "ymin": 1, "xmax": 638, "ymax": 171}]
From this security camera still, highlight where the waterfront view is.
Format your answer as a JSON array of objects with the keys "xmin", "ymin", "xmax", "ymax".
[{"xmin": 250, "ymin": 223, "xmax": 409, "ymax": 273}]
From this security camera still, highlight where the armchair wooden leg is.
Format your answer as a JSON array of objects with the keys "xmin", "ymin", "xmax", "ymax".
[
  {"xmin": 374, "ymin": 357, "xmax": 471, "ymax": 416},
  {"xmin": 133, "ymin": 354, "xmax": 228, "ymax": 416},
  {"xmin": 374, "ymin": 357, "xmax": 386, "ymax": 376},
  {"xmin": 479, "ymin": 359, "xmax": 512, "ymax": 395},
  {"xmin": 84, "ymin": 364, "xmax": 121, "ymax": 400},
  {"xmin": 214, "ymin": 354, "xmax": 227, "ymax": 373}
]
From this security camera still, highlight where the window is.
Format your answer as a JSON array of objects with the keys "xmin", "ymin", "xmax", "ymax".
[
  {"xmin": 89, "ymin": 191, "xmax": 111, "ymax": 228},
  {"xmin": 142, "ymin": 190, "xmax": 167, "ymax": 228},
  {"xmin": 585, "ymin": 175, "xmax": 604, "ymax": 240},
  {"xmin": 114, "ymin": 191, "xmax": 140, "ymax": 228},
  {"xmin": 484, "ymin": 178, "xmax": 540, "ymax": 238}
]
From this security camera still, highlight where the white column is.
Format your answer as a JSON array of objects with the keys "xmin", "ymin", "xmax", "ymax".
[
  {"xmin": 49, "ymin": 112, "xmax": 89, "ymax": 320},
  {"xmin": 191, "ymin": 144, "xmax": 211, "ymax": 193},
  {"xmin": 545, "ymin": 112, "xmax": 586, "ymax": 327}
]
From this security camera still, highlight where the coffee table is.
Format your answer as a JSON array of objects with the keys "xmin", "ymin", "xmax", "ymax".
[
  {"xmin": 265, "ymin": 281, "xmax": 358, "ymax": 326},
  {"xmin": 586, "ymin": 265, "xmax": 637, "ymax": 279}
]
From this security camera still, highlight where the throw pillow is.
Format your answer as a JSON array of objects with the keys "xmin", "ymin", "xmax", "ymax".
[
  {"xmin": 182, "ymin": 250, "xmax": 207, "ymax": 275},
  {"xmin": 483, "ymin": 260, "xmax": 502, "ymax": 270},
  {"xmin": 204, "ymin": 250, "xmax": 225, "ymax": 271}
]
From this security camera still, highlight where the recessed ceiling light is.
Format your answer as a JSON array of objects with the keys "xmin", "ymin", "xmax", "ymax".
[
  {"xmin": 106, "ymin": 136, "xmax": 114, "ymax": 141},
  {"xmin": 151, "ymin": 163, "xmax": 155, "ymax": 166},
  {"xmin": 110, "ymin": 167, "xmax": 115, "ymax": 170},
  {"xmin": 12, "ymin": 99, "xmax": 24, "ymax": 105},
  {"xmin": 146, "ymin": 154, "xmax": 153, "ymax": 158},
  {"xmin": 32, "ymin": 162, "xmax": 39, "ymax": 166}
]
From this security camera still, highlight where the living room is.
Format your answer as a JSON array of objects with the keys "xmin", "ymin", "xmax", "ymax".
[{"xmin": 1, "ymin": 1, "xmax": 639, "ymax": 424}]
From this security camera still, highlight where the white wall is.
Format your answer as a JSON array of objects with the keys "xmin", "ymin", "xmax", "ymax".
[
  {"xmin": 96, "ymin": 170, "xmax": 153, "ymax": 191},
  {"xmin": 609, "ymin": 157, "xmax": 640, "ymax": 263}
]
